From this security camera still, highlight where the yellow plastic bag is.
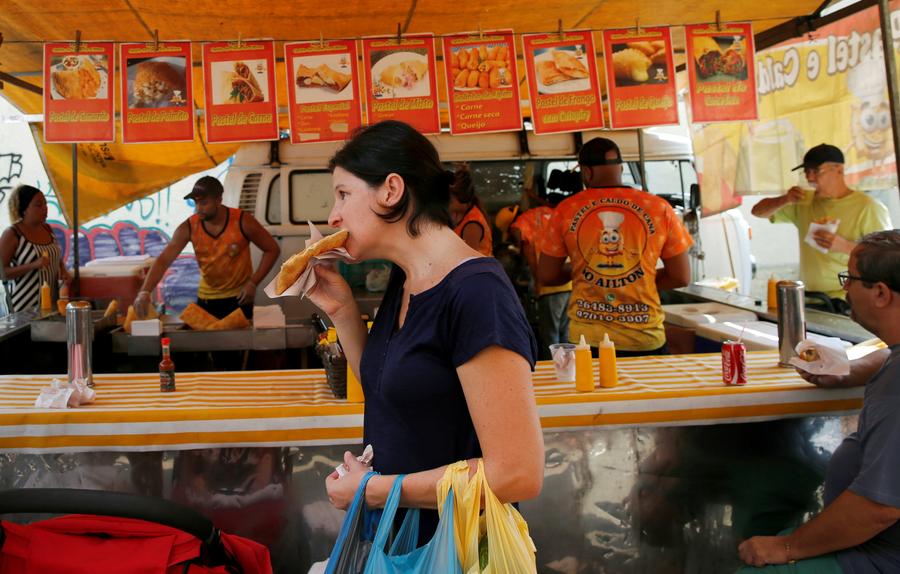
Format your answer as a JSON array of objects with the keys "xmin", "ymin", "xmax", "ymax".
[{"xmin": 437, "ymin": 460, "xmax": 536, "ymax": 574}]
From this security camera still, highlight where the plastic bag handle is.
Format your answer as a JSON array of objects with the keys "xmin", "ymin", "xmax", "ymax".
[
  {"xmin": 370, "ymin": 474, "xmax": 405, "ymax": 552},
  {"xmin": 327, "ymin": 471, "xmax": 379, "ymax": 562}
]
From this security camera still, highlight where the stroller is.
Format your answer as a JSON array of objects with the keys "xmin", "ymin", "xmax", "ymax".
[{"xmin": 0, "ymin": 488, "xmax": 272, "ymax": 573}]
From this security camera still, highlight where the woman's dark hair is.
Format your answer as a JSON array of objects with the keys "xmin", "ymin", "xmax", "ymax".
[
  {"xmin": 328, "ymin": 121, "xmax": 453, "ymax": 236},
  {"xmin": 449, "ymin": 163, "xmax": 479, "ymax": 205},
  {"xmin": 8, "ymin": 184, "xmax": 42, "ymax": 222}
]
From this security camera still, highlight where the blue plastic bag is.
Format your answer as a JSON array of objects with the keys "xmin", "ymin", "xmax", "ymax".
[
  {"xmin": 325, "ymin": 471, "xmax": 380, "ymax": 574},
  {"xmin": 364, "ymin": 474, "xmax": 462, "ymax": 574}
]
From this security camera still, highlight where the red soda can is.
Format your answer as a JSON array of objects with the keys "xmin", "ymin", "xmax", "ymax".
[{"xmin": 721, "ymin": 340, "xmax": 747, "ymax": 386}]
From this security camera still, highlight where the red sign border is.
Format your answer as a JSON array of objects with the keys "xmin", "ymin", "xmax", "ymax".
[
  {"xmin": 521, "ymin": 30, "xmax": 604, "ymax": 135},
  {"xmin": 284, "ymin": 39, "xmax": 363, "ymax": 145},
  {"xmin": 440, "ymin": 29, "xmax": 524, "ymax": 136},
  {"xmin": 119, "ymin": 41, "xmax": 196, "ymax": 144},
  {"xmin": 601, "ymin": 27, "xmax": 680, "ymax": 129},
  {"xmin": 684, "ymin": 22, "xmax": 759, "ymax": 124},
  {"xmin": 201, "ymin": 39, "xmax": 280, "ymax": 144},
  {"xmin": 360, "ymin": 33, "xmax": 441, "ymax": 135},
  {"xmin": 43, "ymin": 41, "xmax": 116, "ymax": 143}
]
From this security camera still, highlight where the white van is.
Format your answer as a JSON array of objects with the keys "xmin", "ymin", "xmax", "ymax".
[{"xmin": 223, "ymin": 129, "xmax": 754, "ymax": 320}]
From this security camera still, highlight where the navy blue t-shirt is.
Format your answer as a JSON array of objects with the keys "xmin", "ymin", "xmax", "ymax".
[
  {"xmin": 360, "ymin": 257, "xmax": 537, "ymax": 535},
  {"xmin": 824, "ymin": 345, "xmax": 900, "ymax": 573}
]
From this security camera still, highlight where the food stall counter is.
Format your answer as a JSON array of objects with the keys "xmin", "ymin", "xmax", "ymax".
[
  {"xmin": 0, "ymin": 309, "xmax": 39, "ymax": 343},
  {"xmin": 0, "ymin": 350, "xmax": 862, "ymax": 454},
  {"xmin": 675, "ymin": 284, "xmax": 875, "ymax": 343}
]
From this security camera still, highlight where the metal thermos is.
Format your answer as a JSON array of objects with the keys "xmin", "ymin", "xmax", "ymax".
[
  {"xmin": 777, "ymin": 280, "xmax": 806, "ymax": 367},
  {"xmin": 66, "ymin": 301, "xmax": 94, "ymax": 387}
]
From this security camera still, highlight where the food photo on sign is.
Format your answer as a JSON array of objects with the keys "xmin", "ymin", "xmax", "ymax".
[
  {"xmin": 610, "ymin": 40, "xmax": 669, "ymax": 86},
  {"xmin": 127, "ymin": 57, "xmax": 188, "ymax": 108},
  {"xmin": 532, "ymin": 45, "xmax": 590, "ymax": 94},
  {"xmin": 293, "ymin": 55, "xmax": 353, "ymax": 101},
  {"xmin": 369, "ymin": 49, "xmax": 430, "ymax": 98},
  {"xmin": 692, "ymin": 34, "xmax": 749, "ymax": 82},
  {"xmin": 448, "ymin": 43, "xmax": 513, "ymax": 91},
  {"xmin": 210, "ymin": 60, "xmax": 269, "ymax": 104},
  {"xmin": 50, "ymin": 55, "xmax": 107, "ymax": 100}
]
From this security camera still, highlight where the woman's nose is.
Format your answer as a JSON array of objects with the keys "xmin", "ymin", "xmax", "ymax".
[{"xmin": 327, "ymin": 207, "xmax": 341, "ymax": 228}]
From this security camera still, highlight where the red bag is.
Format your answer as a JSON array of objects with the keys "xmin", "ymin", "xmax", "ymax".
[
  {"xmin": 0, "ymin": 515, "xmax": 271, "ymax": 574},
  {"xmin": 0, "ymin": 489, "xmax": 271, "ymax": 574}
]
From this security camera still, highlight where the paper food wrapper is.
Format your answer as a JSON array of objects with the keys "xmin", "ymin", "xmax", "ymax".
[
  {"xmin": 35, "ymin": 378, "xmax": 96, "ymax": 409},
  {"xmin": 265, "ymin": 222, "xmax": 352, "ymax": 299},
  {"xmin": 551, "ymin": 345, "xmax": 576, "ymax": 382},
  {"xmin": 804, "ymin": 219, "xmax": 840, "ymax": 254},
  {"xmin": 336, "ymin": 444, "xmax": 374, "ymax": 478},
  {"xmin": 789, "ymin": 338, "xmax": 851, "ymax": 376}
]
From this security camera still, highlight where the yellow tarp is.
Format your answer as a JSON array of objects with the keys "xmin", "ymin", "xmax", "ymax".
[{"xmin": 1, "ymin": 0, "xmax": 824, "ymax": 222}]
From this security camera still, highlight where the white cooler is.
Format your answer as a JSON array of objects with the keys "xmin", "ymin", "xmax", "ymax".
[
  {"xmin": 78, "ymin": 256, "xmax": 155, "ymax": 307},
  {"xmin": 693, "ymin": 320, "xmax": 851, "ymax": 351}
]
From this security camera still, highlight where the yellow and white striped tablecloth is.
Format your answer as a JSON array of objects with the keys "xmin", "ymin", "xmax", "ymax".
[{"xmin": 0, "ymin": 350, "xmax": 862, "ymax": 453}]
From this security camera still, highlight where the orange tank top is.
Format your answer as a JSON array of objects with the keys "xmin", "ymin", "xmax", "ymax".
[
  {"xmin": 454, "ymin": 206, "xmax": 493, "ymax": 256},
  {"xmin": 189, "ymin": 207, "xmax": 253, "ymax": 299}
]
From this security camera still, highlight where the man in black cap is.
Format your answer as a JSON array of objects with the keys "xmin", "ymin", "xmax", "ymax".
[
  {"xmin": 537, "ymin": 137, "xmax": 693, "ymax": 356},
  {"xmin": 751, "ymin": 143, "xmax": 891, "ymax": 307},
  {"xmin": 134, "ymin": 175, "xmax": 280, "ymax": 321}
]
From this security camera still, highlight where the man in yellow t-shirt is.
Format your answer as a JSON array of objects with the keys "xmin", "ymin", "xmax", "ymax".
[
  {"xmin": 538, "ymin": 138, "xmax": 693, "ymax": 355},
  {"xmin": 751, "ymin": 143, "xmax": 892, "ymax": 309}
]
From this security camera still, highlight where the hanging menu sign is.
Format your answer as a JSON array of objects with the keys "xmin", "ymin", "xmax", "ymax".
[
  {"xmin": 522, "ymin": 30, "xmax": 603, "ymax": 134},
  {"xmin": 361, "ymin": 34, "xmax": 440, "ymax": 134},
  {"xmin": 43, "ymin": 41, "xmax": 115, "ymax": 143},
  {"xmin": 284, "ymin": 40, "xmax": 362, "ymax": 144},
  {"xmin": 601, "ymin": 27, "xmax": 679, "ymax": 128},
  {"xmin": 120, "ymin": 41, "xmax": 195, "ymax": 143},
  {"xmin": 685, "ymin": 22, "xmax": 758, "ymax": 123},
  {"xmin": 202, "ymin": 39, "xmax": 279, "ymax": 143},
  {"xmin": 441, "ymin": 30, "xmax": 522, "ymax": 134}
]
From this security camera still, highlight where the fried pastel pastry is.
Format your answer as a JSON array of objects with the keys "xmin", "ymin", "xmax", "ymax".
[{"xmin": 275, "ymin": 229, "xmax": 350, "ymax": 295}]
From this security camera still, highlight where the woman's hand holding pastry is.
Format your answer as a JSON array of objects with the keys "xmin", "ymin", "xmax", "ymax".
[{"xmin": 307, "ymin": 263, "xmax": 355, "ymax": 321}]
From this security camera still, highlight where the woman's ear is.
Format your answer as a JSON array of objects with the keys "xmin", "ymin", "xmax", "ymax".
[{"xmin": 377, "ymin": 173, "xmax": 406, "ymax": 208}]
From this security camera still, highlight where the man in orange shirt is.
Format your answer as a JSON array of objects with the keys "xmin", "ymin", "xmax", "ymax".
[
  {"xmin": 135, "ymin": 176, "xmax": 280, "ymax": 320},
  {"xmin": 504, "ymin": 199, "xmax": 572, "ymax": 359},
  {"xmin": 538, "ymin": 138, "xmax": 692, "ymax": 355}
]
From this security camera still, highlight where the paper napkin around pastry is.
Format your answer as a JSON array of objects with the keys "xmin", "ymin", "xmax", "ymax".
[
  {"xmin": 265, "ymin": 222, "xmax": 352, "ymax": 299},
  {"xmin": 789, "ymin": 338, "xmax": 850, "ymax": 376},
  {"xmin": 804, "ymin": 219, "xmax": 840, "ymax": 254}
]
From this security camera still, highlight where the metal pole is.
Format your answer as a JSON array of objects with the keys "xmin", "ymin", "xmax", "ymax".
[
  {"xmin": 72, "ymin": 144, "xmax": 79, "ymax": 295},
  {"xmin": 879, "ymin": 0, "xmax": 900, "ymax": 198},
  {"xmin": 637, "ymin": 128, "xmax": 648, "ymax": 190}
]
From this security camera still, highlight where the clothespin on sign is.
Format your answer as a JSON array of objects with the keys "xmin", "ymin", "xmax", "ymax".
[
  {"xmin": 715, "ymin": 10, "xmax": 722, "ymax": 31},
  {"xmin": 152, "ymin": 29, "xmax": 159, "ymax": 52},
  {"xmin": 74, "ymin": 30, "xmax": 82, "ymax": 53},
  {"xmin": 478, "ymin": 23, "xmax": 484, "ymax": 41},
  {"xmin": 319, "ymin": 32, "xmax": 325, "ymax": 49},
  {"xmin": 396, "ymin": 22, "xmax": 402, "ymax": 45},
  {"xmin": 558, "ymin": 19, "xmax": 564, "ymax": 41},
  {"xmin": 0, "ymin": 32, "xmax": 4, "ymax": 90},
  {"xmin": 635, "ymin": 18, "xmax": 641, "ymax": 35},
  {"xmin": 237, "ymin": 32, "xmax": 242, "ymax": 49}
]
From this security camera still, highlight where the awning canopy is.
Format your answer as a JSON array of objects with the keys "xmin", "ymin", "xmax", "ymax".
[{"xmin": 1, "ymin": 0, "xmax": 831, "ymax": 223}]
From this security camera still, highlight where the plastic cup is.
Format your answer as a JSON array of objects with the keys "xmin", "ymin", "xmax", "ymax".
[{"xmin": 549, "ymin": 343, "xmax": 577, "ymax": 382}]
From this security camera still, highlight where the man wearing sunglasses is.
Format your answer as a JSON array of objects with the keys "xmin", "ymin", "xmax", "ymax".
[
  {"xmin": 738, "ymin": 230, "xmax": 900, "ymax": 572},
  {"xmin": 751, "ymin": 144, "xmax": 891, "ymax": 312}
]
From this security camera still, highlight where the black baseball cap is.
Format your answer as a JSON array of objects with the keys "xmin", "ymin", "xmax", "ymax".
[
  {"xmin": 578, "ymin": 137, "xmax": 623, "ymax": 166},
  {"xmin": 183, "ymin": 176, "xmax": 224, "ymax": 200},
  {"xmin": 791, "ymin": 144, "xmax": 844, "ymax": 172}
]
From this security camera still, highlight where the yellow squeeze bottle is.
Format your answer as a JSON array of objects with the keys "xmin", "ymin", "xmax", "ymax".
[
  {"xmin": 767, "ymin": 275, "xmax": 778, "ymax": 310},
  {"xmin": 40, "ymin": 281, "xmax": 52, "ymax": 312},
  {"xmin": 598, "ymin": 333, "xmax": 618, "ymax": 388},
  {"xmin": 574, "ymin": 335, "xmax": 595, "ymax": 392}
]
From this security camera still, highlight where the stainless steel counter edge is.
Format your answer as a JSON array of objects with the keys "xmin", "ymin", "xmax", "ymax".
[{"xmin": 675, "ymin": 284, "xmax": 875, "ymax": 343}]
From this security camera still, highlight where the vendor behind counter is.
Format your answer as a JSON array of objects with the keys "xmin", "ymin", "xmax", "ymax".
[{"xmin": 134, "ymin": 176, "xmax": 280, "ymax": 321}]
